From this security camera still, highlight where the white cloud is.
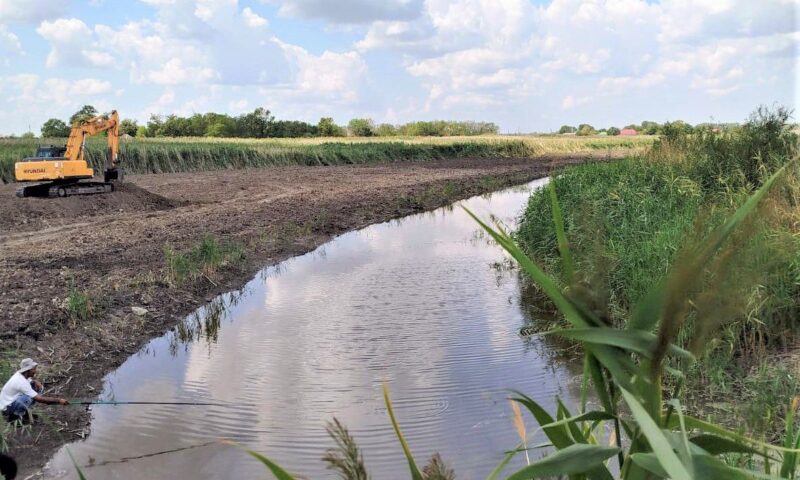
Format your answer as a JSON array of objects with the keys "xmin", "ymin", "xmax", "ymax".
[
  {"xmin": 143, "ymin": 89, "xmax": 177, "ymax": 115},
  {"xmin": 3, "ymin": 0, "xmax": 797, "ymax": 134},
  {"xmin": 2, "ymin": 74, "xmax": 111, "ymax": 106},
  {"xmin": 0, "ymin": 0, "xmax": 66, "ymax": 23},
  {"xmin": 228, "ymin": 98, "xmax": 249, "ymax": 112},
  {"xmin": 278, "ymin": 41, "xmax": 367, "ymax": 101},
  {"xmin": 36, "ymin": 18, "xmax": 101, "ymax": 67},
  {"xmin": 0, "ymin": 23, "xmax": 22, "ymax": 59},
  {"xmin": 561, "ymin": 95, "xmax": 591, "ymax": 110},
  {"xmin": 39, "ymin": 0, "xmax": 289, "ymax": 86},
  {"xmin": 242, "ymin": 7, "xmax": 268, "ymax": 27},
  {"xmin": 353, "ymin": 0, "xmax": 798, "ymax": 119},
  {"xmin": 145, "ymin": 58, "xmax": 217, "ymax": 85},
  {"xmin": 275, "ymin": 0, "xmax": 422, "ymax": 24}
]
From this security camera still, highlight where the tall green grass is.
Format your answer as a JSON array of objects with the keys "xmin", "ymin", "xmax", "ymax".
[
  {"xmin": 516, "ymin": 106, "xmax": 800, "ymax": 435},
  {"xmin": 0, "ymin": 135, "xmax": 650, "ymax": 183}
]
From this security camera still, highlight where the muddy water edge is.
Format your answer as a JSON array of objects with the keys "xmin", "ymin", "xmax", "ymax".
[{"xmin": 35, "ymin": 177, "xmax": 587, "ymax": 479}]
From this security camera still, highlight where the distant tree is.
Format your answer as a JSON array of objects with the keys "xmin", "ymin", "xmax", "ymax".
[
  {"xmin": 558, "ymin": 125, "xmax": 577, "ymax": 134},
  {"xmin": 186, "ymin": 113, "xmax": 208, "ymax": 137},
  {"xmin": 667, "ymin": 120, "xmax": 693, "ymax": 134},
  {"xmin": 660, "ymin": 120, "xmax": 694, "ymax": 140},
  {"xmin": 640, "ymin": 121, "xmax": 660, "ymax": 135},
  {"xmin": 623, "ymin": 124, "xmax": 639, "ymax": 131},
  {"xmin": 69, "ymin": 105, "xmax": 98, "ymax": 125},
  {"xmin": 317, "ymin": 117, "xmax": 344, "ymax": 137},
  {"xmin": 136, "ymin": 126, "xmax": 147, "ymax": 138},
  {"xmin": 120, "ymin": 119, "xmax": 138, "ymax": 137},
  {"xmin": 268, "ymin": 120, "xmax": 318, "ymax": 137},
  {"xmin": 21, "ymin": 131, "xmax": 35, "ymax": 139},
  {"xmin": 375, "ymin": 123, "xmax": 398, "ymax": 136},
  {"xmin": 607, "ymin": 126, "xmax": 620, "ymax": 136},
  {"xmin": 348, "ymin": 118, "xmax": 375, "ymax": 137},
  {"xmin": 576, "ymin": 124, "xmax": 596, "ymax": 136},
  {"xmin": 160, "ymin": 114, "xmax": 192, "ymax": 137},
  {"xmin": 205, "ymin": 114, "xmax": 236, "ymax": 137},
  {"xmin": 235, "ymin": 107, "xmax": 274, "ymax": 138},
  {"xmin": 41, "ymin": 118, "xmax": 70, "ymax": 137},
  {"xmin": 144, "ymin": 114, "xmax": 164, "ymax": 137}
]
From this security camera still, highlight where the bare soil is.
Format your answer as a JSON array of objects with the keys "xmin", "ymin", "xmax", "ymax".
[{"xmin": 0, "ymin": 153, "xmax": 615, "ymax": 475}]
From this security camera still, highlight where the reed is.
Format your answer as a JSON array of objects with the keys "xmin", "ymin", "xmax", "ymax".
[{"xmin": 0, "ymin": 135, "xmax": 650, "ymax": 183}]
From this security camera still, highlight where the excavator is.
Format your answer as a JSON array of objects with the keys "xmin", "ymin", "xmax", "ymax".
[{"xmin": 15, "ymin": 110, "xmax": 124, "ymax": 197}]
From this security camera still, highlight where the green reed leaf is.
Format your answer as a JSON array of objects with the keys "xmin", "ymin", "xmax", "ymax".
[
  {"xmin": 383, "ymin": 384, "xmax": 423, "ymax": 480},
  {"xmin": 690, "ymin": 434, "xmax": 763, "ymax": 457},
  {"xmin": 548, "ymin": 180, "xmax": 575, "ymax": 284},
  {"xmin": 505, "ymin": 444, "xmax": 619, "ymax": 480},
  {"xmin": 67, "ymin": 449, "xmax": 88, "ymax": 480},
  {"xmin": 619, "ymin": 387, "xmax": 692, "ymax": 480},
  {"xmin": 547, "ymin": 328, "xmax": 694, "ymax": 360}
]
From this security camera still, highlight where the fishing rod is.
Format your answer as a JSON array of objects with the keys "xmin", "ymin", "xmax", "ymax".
[{"xmin": 69, "ymin": 400, "xmax": 235, "ymax": 406}]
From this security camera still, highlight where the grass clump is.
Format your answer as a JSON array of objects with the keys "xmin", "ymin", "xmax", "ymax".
[
  {"xmin": 66, "ymin": 288, "xmax": 94, "ymax": 326},
  {"xmin": 164, "ymin": 234, "xmax": 245, "ymax": 287}
]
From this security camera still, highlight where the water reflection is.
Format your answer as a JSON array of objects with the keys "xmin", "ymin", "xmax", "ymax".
[
  {"xmin": 168, "ymin": 288, "xmax": 252, "ymax": 356},
  {"xmin": 45, "ymin": 177, "xmax": 586, "ymax": 480}
]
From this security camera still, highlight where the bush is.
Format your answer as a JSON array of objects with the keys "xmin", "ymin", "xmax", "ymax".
[{"xmin": 347, "ymin": 118, "xmax": 375, "ymax": 137}]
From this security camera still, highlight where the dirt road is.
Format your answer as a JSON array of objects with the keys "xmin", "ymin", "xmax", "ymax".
[{"xmin": 0, "ymin": 154, "xmax": 611, "ymax": 473}]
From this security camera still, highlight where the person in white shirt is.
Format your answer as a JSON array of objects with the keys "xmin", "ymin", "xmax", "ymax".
[{"xmin": 0, "ymin": 358, "xmax": 68, "ymax": 423}]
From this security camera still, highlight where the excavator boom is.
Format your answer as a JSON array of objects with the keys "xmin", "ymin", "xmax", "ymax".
[{"xmin": 14, "ymin": 110, "xmax": 123, "ymax": 197}]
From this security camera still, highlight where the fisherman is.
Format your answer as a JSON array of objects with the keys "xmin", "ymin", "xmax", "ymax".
[{"xmin": 0, "ymin": 358, "xmax": 68, "ymax": 423}]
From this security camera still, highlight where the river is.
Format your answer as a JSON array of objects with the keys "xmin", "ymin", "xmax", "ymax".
[{"xmin": 44, "ymin": 177, "xmax": 582, "ymax": 479}]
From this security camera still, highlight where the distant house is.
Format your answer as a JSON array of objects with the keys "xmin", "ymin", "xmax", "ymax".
[{"xmin": 620, "ymin": 128, "xmax": 638, "ymax": 136}]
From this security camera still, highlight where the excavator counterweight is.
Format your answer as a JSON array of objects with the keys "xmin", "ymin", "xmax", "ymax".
[{"xmin": 15, "ymin": 110, "xmax": 123, "ymax": 198}]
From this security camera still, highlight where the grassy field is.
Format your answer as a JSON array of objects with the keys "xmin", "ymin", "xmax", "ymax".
[
  {"xmin": 516, "ymin": 108, "xmax": 799, "ymax": 437},
  {"xmin": 0, "ymin": 135, "xmax": 652, "ymax": 183}
]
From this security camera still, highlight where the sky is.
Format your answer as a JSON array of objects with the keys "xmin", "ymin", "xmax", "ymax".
[{"xmin": 0, "ymin": 0, "xmax": 797, "ymax": 135}]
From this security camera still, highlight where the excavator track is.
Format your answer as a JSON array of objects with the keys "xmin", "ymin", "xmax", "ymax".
[{"xmin": 16, "ymin": 181, "xmax": 114, "ymax": 198}]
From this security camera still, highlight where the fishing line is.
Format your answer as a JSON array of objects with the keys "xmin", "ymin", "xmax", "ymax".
[{"xmin": 69, "ymin": 401, "xmax": 247, "ymax": 407}]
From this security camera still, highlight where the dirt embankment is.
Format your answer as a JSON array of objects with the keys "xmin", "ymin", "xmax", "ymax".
[{"xmin": 0, "ymin": 153, "xmax": 616, "ymax": 473}]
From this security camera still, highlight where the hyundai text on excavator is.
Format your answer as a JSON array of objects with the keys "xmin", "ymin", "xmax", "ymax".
[{"xmin": 14, "ymin": 110, "xmax": 124, "ymax": 198}]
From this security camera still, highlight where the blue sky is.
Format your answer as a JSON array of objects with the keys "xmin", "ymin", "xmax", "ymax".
[{"xmin": 0, "ymin": 0, "xmax": 797, "ymax": 135}]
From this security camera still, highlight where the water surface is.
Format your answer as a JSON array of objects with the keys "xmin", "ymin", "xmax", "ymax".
[{"xmin": 45, "ymin": 177, "xmax": 581, "ymax": 479}]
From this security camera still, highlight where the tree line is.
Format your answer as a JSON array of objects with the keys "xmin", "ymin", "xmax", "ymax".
[
  {"xmin": 556, "ymin": 120, "xmax": 733, "ymax": 136},
  {"xmin": 37, "ymin": 105, "xmax": 499, "ymax": 139}
]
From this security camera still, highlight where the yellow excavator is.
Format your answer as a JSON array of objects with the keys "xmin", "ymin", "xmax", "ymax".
[{"xmin": 15, "ymin": 110, "xmax": 123, "ymax": 197}]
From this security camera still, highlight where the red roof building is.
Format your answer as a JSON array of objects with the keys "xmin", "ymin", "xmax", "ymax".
[{"xmin": 620, "ymin": 128, "xmax": 638, "ymax": 136}]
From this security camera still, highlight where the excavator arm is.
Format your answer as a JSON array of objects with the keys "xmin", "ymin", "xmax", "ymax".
[{"xmin": 64, "ymin": 110, "xmax": 121, "ymax": 181}]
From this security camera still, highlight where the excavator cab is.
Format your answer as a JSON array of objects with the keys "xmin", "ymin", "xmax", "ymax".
[{"xmin": 33, "ymin": 146, "xmax": 67, "ymax": 159}]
